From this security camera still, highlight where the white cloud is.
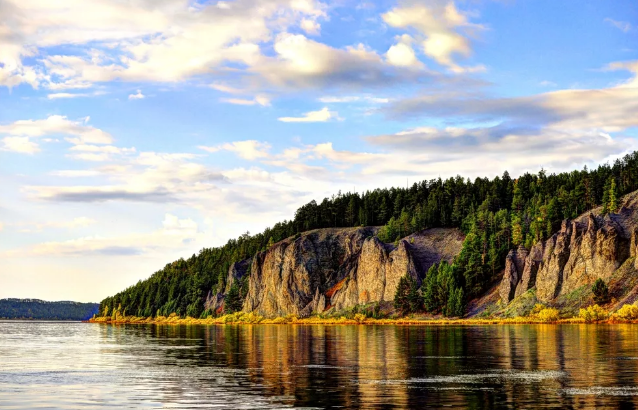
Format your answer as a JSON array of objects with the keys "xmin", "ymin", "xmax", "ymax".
[
  {"xmin": 200, "ymin": 140, "xmax": 271, "ymax": 160},
  {"xmin": 50, "ymin": 170, "xmax": 101, "ymax": 177},
  {"xmin": 15, "ymin": 217, "xmax": 98, "ymax": 232},
  {"xmin": 251, "ymin": 32, "xmax": 430, "ymax": 90},
  {"xmin": 386, "ymin": 34, "xmax": 423, "ymax": 68},
  {"xmin": 1, "ymin": 136, "xmax": 40, "ymax": 154},
  {"xmin": 2, "ymin": 0, "xmax": 330, "ymax": 89},
  {"xmin": 19, "ymin": 214, "xmax": 199, "ymax": 257},
  {"xmin": 67, "ymin": 144, "xmax": 136, "ymax": 162},
  {"xmin": 300, "ymin": 18, "xmax": 321, "ymax": 35},
  {"xmin": 48, "ymin": 92, "xmax": 89, "ymax": 99},
  {"xmin": 382, "ymin": 0, "xmax": 484, "ymax": 73},
  {"xmin": 220, "ymin": 94, "xmax": 271, "ymax": 106},
  {"xmin": 0, "ymin": 115, "xmax": 113, "ymax": 145},
  {"xmin": 210, "ymin": 83, "xmax": 244, "ymax": 94},
  {"xmin": 318, "ymin": 95, "xmax": 389, "ymax": 103},
  {"xmin": 605, "ymin": 18, "xmax": 632, "ymax": 33},
  {"xmin": 0, "ymin": 115, "xmax": 114, "ymax": 155},
  {"xmin": 128, "ymin": 90, "xmax": 145, "ymax": 100},
  {"xmin": 385, "ymin": 60, "xmax": 638, "ymax": 134},
  {"xmin": 278, "ymin": 107, "xmax": 338, "ymax": 122}
]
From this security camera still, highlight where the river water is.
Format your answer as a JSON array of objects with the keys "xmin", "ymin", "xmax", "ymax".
[{"xmin": 2, "ymin": 321, "xmax": 638, "ymax": 409}]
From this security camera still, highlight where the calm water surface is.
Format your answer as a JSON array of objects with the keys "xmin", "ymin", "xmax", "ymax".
[{"xmin": 2, "ymin": 322, "xmax": 638, "ymax": 409}]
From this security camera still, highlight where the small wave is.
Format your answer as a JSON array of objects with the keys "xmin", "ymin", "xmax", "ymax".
[
  {"xmin": 562, "ymin": 387, "xmax": 638, "ymax": 396},
  {"xmin": 360, "ymin": 370, "xmax": 565, "ymax": 385},
  {"xmin": 413, "ymin": 356, "xmax": 495, "ymax": 359}
]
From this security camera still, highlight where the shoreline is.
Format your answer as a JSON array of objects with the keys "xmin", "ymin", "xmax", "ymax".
[{"xmin": 89, "ymin": 313, "xmax": 638, "ymax": 326}]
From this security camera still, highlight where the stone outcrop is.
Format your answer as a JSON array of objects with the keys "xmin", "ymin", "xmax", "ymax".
[
  {"xmin": 499, "ymin": 190, "xmax": 638, "ymax": 304},
  {"xmin": 204, "ymin": 259, "xmax": 250, "ymax": 313},
  {"xmin": 242, "ymin": 227, "xmax": 464, "ymax": 317},
  {"xmin": 499, "ymin": 245, "xmax": 529, "ymax": 303}
]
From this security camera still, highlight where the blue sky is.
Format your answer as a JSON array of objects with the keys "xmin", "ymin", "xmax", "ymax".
[{"xmin": 1, "ymin": 0, "xmax": 637, "ymax": 302}]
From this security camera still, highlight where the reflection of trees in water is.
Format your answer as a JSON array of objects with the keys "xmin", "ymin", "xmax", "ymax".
[{"xmin": 95, "ymin": 324, "xmax": 638, "ymax": 409}]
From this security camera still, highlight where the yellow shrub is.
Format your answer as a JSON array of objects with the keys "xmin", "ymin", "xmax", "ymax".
[
  {"xmin": 614, "ymin": 304, "xmax": 638, "ymax": 321},
  {"xmin": 530, "ymin": 303, "xmax": 546, "ymax": 316},
  {"xmin": 579, "ymin": 304, "xmax": 609, "ymax": 322},
  {"xmin": 537, "ymin": 308, "xmax": 560, "ymax": 322},
  {"xmin": 353, "ymin": 313, "xmax": 367, "ymax": 323},
  {"xmin": 271, "ymin": 316, "xmax": 288, "ymax": 324}
]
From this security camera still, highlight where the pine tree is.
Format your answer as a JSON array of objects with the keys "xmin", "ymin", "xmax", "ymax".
[
  {"xmin": 224, "ymin": 284, "xmax": 243, "ymax": 313},
  {"xmin": 394, "ymin": 275, "xmax": 419, "ymax": 314},
  {"xmin": 445, "ymin": 287, "xmax": 465, "ymax": 317},
  {"xmin": 609, "ymin": 178, "xmax": 618, "ymax": 214},
  {"xmin": 592, "ymin": 278, "xmax": 610, "ymax": 305},
  {"xmin": 423, "ymin": 265, "xmax": 438, "ymax": 312},
  {"xmin": 601, "ymin": 183, "xmax": 610, "ymax": 215}
]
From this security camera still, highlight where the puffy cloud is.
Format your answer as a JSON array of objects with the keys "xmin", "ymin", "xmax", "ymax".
[
  {"xmin": 382, "ymin": 0, "xmax": 484, "ymax": 73},
  {"xmin": 128, "ymin": 90, "xmax": 145, "ymax": 100},
  {"xmin": 2, "ymin": 0, "xmax": 330, "ymax": 89},
  {"xmin": 251, "ymin": 32, "xmax": 432, "ymax": 90},
  {"xmin": 300, "ymin": 18, "xmax": 321, "ymax": 35},
  {"xmin": 0, "ymin": 115, "xmax": 113, "ymax": 155},
  {"xmin": 0, "ymin": 115, "xmax": 113, "ymax": 146},
  {"xmin": 1, "ymin": 136, "xmax": 40, "ymax": 154},
  {"xmin": 386, "ymin": 35, "xmax": 423, "ymax": 68},
  {"xmin": 278, "ymin": 107, "xmax": 338, "ymax": 122}
]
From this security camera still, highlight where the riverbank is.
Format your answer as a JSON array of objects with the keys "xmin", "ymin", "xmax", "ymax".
[{"xmin": 89, "ymin": 309, "xmax": 638, "ymax": 326}]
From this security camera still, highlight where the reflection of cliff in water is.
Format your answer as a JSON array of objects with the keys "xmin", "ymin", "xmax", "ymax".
[{"xmin": 91, "ymin": 324, "xmax": 638, "ymax": 409}]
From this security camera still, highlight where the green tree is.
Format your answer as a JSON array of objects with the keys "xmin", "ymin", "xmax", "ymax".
[
  {"xmin": 591, "ymin": 278, "xmax": 610, "ymax": 305},
  {"xmin": 601, "ymin": 179, "xmax": 610, "ymax": 215},
  {"xmin": 445, "ymin": 287, "xmax": 465, "ymax": 317},
  {"xmin": 609, "ymin": 178, "xmax": 618, "ymax": 214},
  {"xmin": 225, "ymin": 284, "xmax": 243, "ymax": 313},
  {"xmin": 394, "ymin": 275, "xmax": 420, "ymax": 314}
]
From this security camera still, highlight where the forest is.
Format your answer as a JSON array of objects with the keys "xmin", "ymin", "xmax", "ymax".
[
  {"xmin": 99, "ymin": 151, "xmax": 638, "ymax": 319},
  {"xmin": 0, "ymin": 299, "xmax": 99, "ymax": 320}
]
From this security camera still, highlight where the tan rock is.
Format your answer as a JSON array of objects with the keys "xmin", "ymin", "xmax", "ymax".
[{"xmin": 242, "ymin": 227, "xmax": 464, "ymax": 317}]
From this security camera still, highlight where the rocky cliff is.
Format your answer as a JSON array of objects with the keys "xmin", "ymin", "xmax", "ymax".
[
  {"xmin": 234, "ymin": 227, "xmax": 464, "ymax": 317},
  {"xmin": 499, "ymin": 191, "xmax": 638, "ymax": 306}
]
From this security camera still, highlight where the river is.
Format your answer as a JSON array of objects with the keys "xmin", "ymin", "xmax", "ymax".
[{"xmin": 2, "ymin": 321, "xmax": 638, "ymax": 408}]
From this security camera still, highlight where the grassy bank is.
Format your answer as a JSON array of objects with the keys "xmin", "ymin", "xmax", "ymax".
[{"xmin": 89, "ymin": 304, "xmax": 638, "ymax": 326}]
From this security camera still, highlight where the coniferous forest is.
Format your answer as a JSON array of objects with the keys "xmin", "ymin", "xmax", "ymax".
[
  {"xmin": 0, "ymin": 299, "xmax": 99, "ymax": 320},
  {"xmin": 99, "ymin": 152, "xmax": 638, "ymax": 319}
]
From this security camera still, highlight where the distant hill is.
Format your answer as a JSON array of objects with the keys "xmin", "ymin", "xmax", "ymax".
[{"xmin": 0, "ymin": 298, "xmax": 99, "ymax": 320}]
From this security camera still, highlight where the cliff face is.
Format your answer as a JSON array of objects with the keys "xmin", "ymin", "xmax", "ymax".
[
  {"xmin": 204, "ymin": 259, "xmax": 250, "ymax": 314},
  {"xmin": 499, "ymin": 191, "xmax": 638, "ymax": 305},
  {"xmin": 242, "ymin": 227, "xmax": 464, "ymax": 317}
]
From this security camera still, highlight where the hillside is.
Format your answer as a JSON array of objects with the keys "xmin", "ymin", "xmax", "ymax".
[
  {"xmin": 0, "ymin": 299, "xmax": 99, "ymax": 320},
  {"xmin": 470, "ymin": 189, "xmax": 638, "ymax": 318},
  {"xmin": 97, "ymin": 152, "xmax": 638, "ymax": 320}
]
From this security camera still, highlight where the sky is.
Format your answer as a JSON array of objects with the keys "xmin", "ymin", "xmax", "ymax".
[{"xmin": 1, "ymin": 0, "xmax": 637, "ymax": 303}]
